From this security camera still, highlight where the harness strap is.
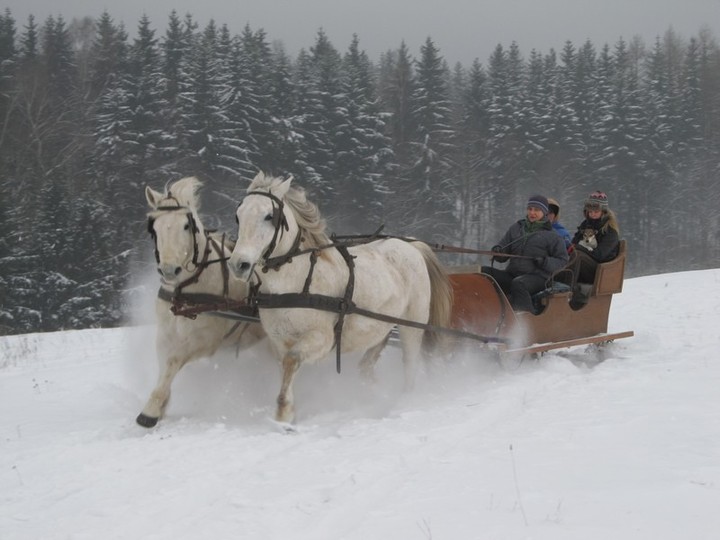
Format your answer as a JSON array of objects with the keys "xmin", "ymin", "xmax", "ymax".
[
  {"xmin": 156, "ymin": 232, "xmax": 236, "ymax": 319},
  {"xmin": 263, "ymin": 230, "xmax": 303, "ymax": 272},
  {"xmin": 173, "ymin": 231, "xmax": 231, "ymax": 295},
  {"xmin": 158, "ymin": 288, "xmax": 259, "ymax": 320},
  {"xmin": 333, "ymin": 245, "xmax": 356, "ymax": 373},
  {"xmin": 249, "ymin": 292, "xmax": 510, "ymax": 344},
  {"xmin": 302, "ymin": 250, "xmax": 319, "ymax": 293},
  {"xmin": 209, "ymin": 233, "xmax": 231, "ymax": 297},
  {"xmin": 175, "ymin": 234, "xmax": 213, "ymax": 293}
]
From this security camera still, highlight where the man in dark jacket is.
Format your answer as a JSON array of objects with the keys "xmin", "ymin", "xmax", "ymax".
[{"xmin": 481, "ymin": 195, "xmax": 569, "ymax": 313}]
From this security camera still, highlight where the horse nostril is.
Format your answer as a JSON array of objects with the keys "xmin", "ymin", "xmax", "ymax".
[
  {"xmin": 157, "ymin": 268, "xmax": 163, "ymax": 276},
  {"xmin": 174, "ymin": 267, "xmax": 182, "ymax": 276},
  {"xmin": 239, "ymin": 262, "xmax": 251, "ymax": 272}
]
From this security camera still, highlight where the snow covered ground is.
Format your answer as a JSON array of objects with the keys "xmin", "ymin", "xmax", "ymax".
[{"xmin": 2, "ymin": 270, "xmax": 719, "ymax": 540}]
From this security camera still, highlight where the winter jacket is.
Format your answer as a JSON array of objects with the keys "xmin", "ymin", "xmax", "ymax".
[
  {"xmin": 492, "ymin": 219, "xmax": 569, "ymax": 279},
  {"xmin": 571, "ymin": 217, "xmax": 619, "ymax": 262},
  {"xmin": 552, "ymin": 221, "xmax": 572, "ymax": 248}
]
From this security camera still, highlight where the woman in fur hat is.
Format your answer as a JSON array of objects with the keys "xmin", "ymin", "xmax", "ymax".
[{"xmin": 569, "ymin": 191, "xmax": 620, "ymax": 285}]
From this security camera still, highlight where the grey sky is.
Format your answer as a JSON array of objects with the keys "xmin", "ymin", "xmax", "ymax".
[{"xmin": 4, "ymin": 0, "xmax": 720, "ymax": 65}]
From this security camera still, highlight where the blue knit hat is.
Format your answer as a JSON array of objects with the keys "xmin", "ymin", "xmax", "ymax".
[{"xmin": 527, "ymin": 194, "xmax": 549, "ymax": 215}]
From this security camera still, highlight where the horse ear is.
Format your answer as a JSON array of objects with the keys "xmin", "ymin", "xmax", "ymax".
[
  {"xmin": 146, "ymin": 186, "xmax": 163, "ymax": 209},
  {"xmin": 275, "ymin": 175, "xmax": 293, "ymax": 198},
  {"xmin": 249, "ymin": 171, "xmax": 265, "ymax": 192}
]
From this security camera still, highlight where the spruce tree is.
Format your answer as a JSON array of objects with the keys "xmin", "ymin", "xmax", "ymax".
[{"xmin": 405, "ymin": 37, "xmax": 456, "ymax": 241}]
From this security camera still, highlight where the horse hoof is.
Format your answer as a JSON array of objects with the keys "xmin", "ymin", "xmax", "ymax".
[
  {"xmin": 269, "ymin": 418, "xmax": 298, "ymax": 434},
  {"xmin": 136, "ymin": 413, "xmax": 159, "ymax": 428}
]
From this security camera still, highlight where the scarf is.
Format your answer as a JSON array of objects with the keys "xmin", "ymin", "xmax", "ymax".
[
  {"xmin": 523, "ymin": 218, "xmax": 550, "ymax": 235},
  {"xmin": 581, "ymin": 216, "xmax": 608, "ymax": 233}
]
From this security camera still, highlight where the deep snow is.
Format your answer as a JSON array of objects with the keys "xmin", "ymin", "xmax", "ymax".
[{"xmin": 1, "ymin": 270, "xmax": 719, "ymax": 539}]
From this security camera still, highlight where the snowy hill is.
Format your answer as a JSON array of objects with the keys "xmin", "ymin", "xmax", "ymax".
[{"xmin": 1, "ymin": 270, "xmax": 719, "ymax": 540}]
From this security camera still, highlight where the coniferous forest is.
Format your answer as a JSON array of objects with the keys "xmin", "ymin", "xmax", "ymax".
[{"xmin": 1, "ymin": 9, "xmax": 719, "ymax": 334}]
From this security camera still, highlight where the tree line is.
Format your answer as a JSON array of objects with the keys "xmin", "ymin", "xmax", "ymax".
[{"xmin": 1, "ymin": 9, "xmax": 719, "ymax": 334}]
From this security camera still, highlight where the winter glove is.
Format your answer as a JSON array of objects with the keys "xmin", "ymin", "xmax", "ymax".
[{"xmin": 491, "ymin": 245, "xmax": 508, "ymax": 263}]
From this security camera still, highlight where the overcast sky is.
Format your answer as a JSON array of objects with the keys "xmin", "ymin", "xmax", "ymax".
[{"xmin": 4, "ymin": 0, "xmax": 720, "ymax": 65}]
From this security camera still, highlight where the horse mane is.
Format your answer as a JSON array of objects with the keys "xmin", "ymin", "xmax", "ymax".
[
  {"xmin": 249, "ymin": 173, "xmax": 330, "ymax": 248},
  {"xmin": 161, "ymin": 176, "xmax": 202, "ymax": 210}
]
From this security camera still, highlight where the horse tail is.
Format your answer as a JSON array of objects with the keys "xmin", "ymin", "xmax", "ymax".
[{"xmin": 411, "ymin": 241, "xmax": 454, "ymax": 355}]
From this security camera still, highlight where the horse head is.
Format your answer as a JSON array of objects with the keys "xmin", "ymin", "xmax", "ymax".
[
  {"xmin": 145, "ymin": 177, "xmax": 205, "ymax": 284},
  {"xmin": 228, "ymin": 172, "xmax": 296, "ymax": 282}
]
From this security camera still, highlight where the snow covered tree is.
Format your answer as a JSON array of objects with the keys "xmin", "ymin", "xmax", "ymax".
[
  {"xmin": 378, "ymin": 42, "xmax": 416, "ymax": 168},
  {"xmin": 452, "ymin": 58, "xmax": 494, "ymax": 249},
  {"xmin": 331, "ymin": 34, "xmax": 393, "ymax": 232},
  {"xmin": 401, "ymin": 37, "xmax": 457, "ymax": 241},
  {"xmin": 86, "ymin": 11, "xmax": 127, "ymax": 103},
  {"xmin": 174, "ymin": 20, "xmax": 227, "ymax": 176},
  {"xmin": 288, "ymin": 31, "xmax": 342, "ymax": 201},
  {"xmin": 236, "ymin": 25, "xmax": 275, "ymax": 175},
  {"xmin": 485, "ymin": 43, "xmax": 521, "ymax": 215},
  {"xmin": 93, "ymin": 15, "xmax": 167, "ymax": 196},
  {"xmin": 264, "ymin": 42, "xmax": 304, "ymax": 178}
]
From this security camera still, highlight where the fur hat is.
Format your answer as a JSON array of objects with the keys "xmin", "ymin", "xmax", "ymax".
[
  {"xmin": 527, "ymin": 194, "xmax": 549, "ymax": 215},
  {"xmin": 547, "ymin": 197, "xmax": 560, "ymax": 216},
  {"xmin": 585, "ymin": 191, "xmax": 608, "ymax": 209}
]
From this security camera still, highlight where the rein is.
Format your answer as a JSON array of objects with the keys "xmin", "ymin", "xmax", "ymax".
[{"xmin": 331, "ymin": 229, "xmax": 534, "ymax": 260}]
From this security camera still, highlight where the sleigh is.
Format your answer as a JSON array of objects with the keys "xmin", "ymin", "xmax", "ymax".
[{"xmin": 446, "ymin": 240, "xmax": 633, "ymax": 358}]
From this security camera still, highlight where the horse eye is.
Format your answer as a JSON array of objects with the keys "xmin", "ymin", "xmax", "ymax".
[
  {"xmin": 264, "ymin": 214, "xmax": 273, "ymax": 221},
  {"xmin": 184, "ymin": 223, "xmax": 190, "ymax": 230},
  {"xmin": 235, "ymin": 215, "xmax": 239, "ymax": 224}
]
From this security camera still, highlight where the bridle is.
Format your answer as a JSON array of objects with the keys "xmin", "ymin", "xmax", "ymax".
[
  {"xmin": 237, "ymin": 190, "xmax": 302, "ymax": 270},
  {"xmin": 147, "ymin": 196, "xmax": 201, "ymax": 270},
  {"xmin": 148, "ymin": 197, "xmax": 231, "ymax": 298}
]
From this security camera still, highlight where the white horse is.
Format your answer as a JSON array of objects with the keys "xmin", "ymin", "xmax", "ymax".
[
  {"xmin": 228, "ymin": 173, "xmax": 453, "ymax": 424},
  {"xmin": 140, "ymin": 176, "xmax": 265, "ymax": 427}
]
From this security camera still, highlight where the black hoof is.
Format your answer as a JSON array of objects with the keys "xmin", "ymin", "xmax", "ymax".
[{"xmin": 136, "ymin": 413, "xmax": 159, "ymax": 428}]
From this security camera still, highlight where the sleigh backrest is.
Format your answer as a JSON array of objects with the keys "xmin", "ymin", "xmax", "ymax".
[{"xmin": 593, "ymin": 239, "xmax": 627, "ymax": 296}]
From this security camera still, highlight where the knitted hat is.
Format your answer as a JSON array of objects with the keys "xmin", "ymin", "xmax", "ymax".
[
  {"xmin": 585, "ymin": 191, "xmax": 608, "ymax": 209},
  {"xmin": 527, "ymin": 194, "xmax": 549, "ymax": 215},
  {"xmin": 547, "ymin": 197, "xmax": 560, "ymax": 216}
]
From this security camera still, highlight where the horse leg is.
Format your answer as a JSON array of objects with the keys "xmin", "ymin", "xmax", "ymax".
[
  {"xmin": 274, "ymin": 329, "xmax": 333, "ymax": 424},
  {"xmin": 137, "ymin": 354, "xmax": 188, "ymax": 427},
  {"xmin": 276, "ymin": 350, "xmax": 301, "ymax": 423},
  {"xmin": 398, "ymin": 327, "xmax": 424, "ymax": 391},
  {"xmin": 358, "ymin": 332, "xmax": 391, "ymax": 382}
]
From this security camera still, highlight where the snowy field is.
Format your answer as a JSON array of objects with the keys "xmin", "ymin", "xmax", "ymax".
[{"xmin": 1, "ymin": 270, "xmax": 719, "ymax": 540}]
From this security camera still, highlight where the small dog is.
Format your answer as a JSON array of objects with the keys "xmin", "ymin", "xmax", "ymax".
[{"xmin": 578, "ymin": 228, "xmax": 598, "ymax": 251}]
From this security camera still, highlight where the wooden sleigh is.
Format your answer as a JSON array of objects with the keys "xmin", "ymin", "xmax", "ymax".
[{"xmin": 447, "ymin": 240, "xmax": 633, "ymax": 358}]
